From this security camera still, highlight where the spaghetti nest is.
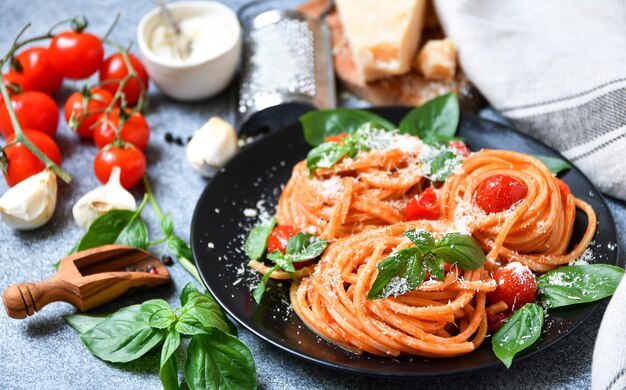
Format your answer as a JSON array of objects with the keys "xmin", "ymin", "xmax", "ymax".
[
  {"xmin": 439, "ymin": 149, "xmax": 597, "ymax": 272},
  {"xmin": 290, "ymin": 221, "xmax": 495, "ymax": 357},
  {"xmin": 277, "ymin": 140, "xmax": 425, "ymax": 241}
]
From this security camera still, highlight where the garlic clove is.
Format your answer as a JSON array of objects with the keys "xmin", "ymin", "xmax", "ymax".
[
  {"xmin": 186, "ymin": 116, "xmax": 239, "ymax": 177},
  {"xmin": 72, "ymin": 166, "xmax": 137, "ymax": 230},
  {"xmin": 0, "ymin": 170, "xmax": 57, "ymax": 230}
]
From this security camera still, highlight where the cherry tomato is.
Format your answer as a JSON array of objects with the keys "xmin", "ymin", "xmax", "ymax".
[
  {"xmin": 449, "ymin": 140, "xmax": 471, "ymax": 157},
  {"xmin": 13, "ymin": 47, "xmax": 63, "ymax": 95},
  {"xmin": 93, "ymin": 109, "xmax": 150, "ymax": 150},
  {"xmin": 487, "ymin": 311, "xmax": 510, "ymax": 333},
  {"xmin": 324, "ymin": 133, "xmax": 348, "ymax": 143},
  {"xmin": 487, "ymin": 263, "xmax": 537, "ymax": 312},
  {"xmin": 49, "ymin": 31, "xmax": 104, "ymax": 79},
  {"xmin": 64, "ymin": 87, "xmax": 114, "ymax": 139},
  {"xmin": 94, "ymin": 145, "xmax": 146, "ymax": 189},
  {"xmin": 99, "ymin": 53, "xmax": 149, "ymax": 107},
  {"xmin": 475, "ymin": 175, "xmax": 527, "ymax": 214},
  {"xmin": 3, "ymin": 130, "xmax": 62, "ymax": 186},
  {"xmin": 267, "ymin": 225, "xmax": 297, "ymax": 254},
  {"xmin": 404, "ymin": 187, "xmax": 440, "ymax": 220},
  {"xmin": 555, "ymin": 178, "xmax": 571, "ymax": 200},
  {"xmin": 0, "ymin": 91, "xmax": 59, "ymax": 138},
  {"xmin": 2, "ymin": 72, "xmax": 31, "ymax": 95}
]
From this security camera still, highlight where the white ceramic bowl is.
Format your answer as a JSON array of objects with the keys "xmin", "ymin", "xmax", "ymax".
[{"xmin": 137, "ymin": 1, "xmax": 241, "ymax": 101}]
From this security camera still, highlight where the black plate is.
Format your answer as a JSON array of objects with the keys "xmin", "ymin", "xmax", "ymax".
[{"xmin": 191, "ymin": 109, "xmax": 619, "ymax": 378}]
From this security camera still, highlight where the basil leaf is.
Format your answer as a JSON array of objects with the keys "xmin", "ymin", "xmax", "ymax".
[
  {"xmin": 161, "ymin": 213, "xmax": 174, "ymax": 236},
  {"xmin": 534, "ymin": 155, "xmax": 571, "ymax": 175},
  {"xmin": 180, "ymin": 283, "xmax": 238, "ymax": 336},
  {"xmin": 285, "ymin": 233, "xmax": 328, "ymax": 261},
  {"xmin": 424, "ymin": 253, "xmax": 445, "ymax": 281},
  {"xmin": 149, "ymin": 309, "xmax": 177, "ymax": 329},
  {"xmin": 267, "ymin": 251, "xmax": 295, "ymax": 273},
  {"xmin": 74, "ymin": 209, "xmax": 149, "ymax": 252},
  {"xmin": 181, "ymin": 282, "xmax": 199, "ymax": 307},
  {"xmin": 433, "ymin": 233, "xmax": 486, "ymax": 270},
  {"xmin": 537, "ymin": 265, "xmax": 624, "ymax": 308},
  {"xmin": 176, "ymin": 290, "xmax": 232, "ymax": 336},
  {"xmin": 64, "ymin": 313, "xmax": 109, "ymax": 334},
  {"xmin": 184, "ymin": 331, "xmax": 256, "ymax": 390},
  {"xmin": 367, "ymin": 248, "xmax": 423, "ymax": 299},
  {"xmin": 80, "ymin": 304, "xmax": 166, "ymax": 363},
  {"xmin": 300, "ymin": 108, "xmax": 395, "ymax": 146},
  {"xmin": 160, "ymin": 330, "xmax": 181, "ymax": 390},
  {"xmin": 168, "ymin": 235, "xmax": 193, "ymax": 261},
  {"xmin": 492, "ymin": 303, "xmax": 544, "ymax": 368},
  {"xmin": 306, "ymin": 142, "xmax": 351, "ymax": 175},
  {"xmin": 427, "ymin": 151, "xmax": 461, "ymax": 181},
  {"xmin": 404, "ymin": 230, "xmax": 435, "ymax": 252},
  {"xmin": 253, "ymin": 265, "xmax": 278, "ymax": 304},
  {"xmin": 398, "ymin": 92, "xmax": 460, "ymax": 143},
  {"xmin": 244, "ymin": 217, "xmax": 277, "ymax": 261}
]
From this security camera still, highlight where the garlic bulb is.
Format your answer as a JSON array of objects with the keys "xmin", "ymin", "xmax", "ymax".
[
  {"xmin": 72, "ymin": 166, "xmax": 136, "ymax": 230},
  {"xmin": 0, "ymin": 170, "xmax": 57, "ymax": 230},
  {"xmin": 186, "ymin": 116, "xmax": 239, "ymax": 177}
]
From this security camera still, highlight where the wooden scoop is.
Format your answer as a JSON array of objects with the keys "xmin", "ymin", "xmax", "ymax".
[{"xmin": 3, "ymin": 245, "xmax": 171, "ymax": 319}]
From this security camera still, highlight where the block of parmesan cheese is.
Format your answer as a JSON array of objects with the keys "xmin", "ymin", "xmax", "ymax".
[
  {"xmin": 334, "ymin": 0, "xmax": 426, "ymax": 83},
  {"xmin": 417, "ymin": 38, "xmax": 457, "ymax": 80}
]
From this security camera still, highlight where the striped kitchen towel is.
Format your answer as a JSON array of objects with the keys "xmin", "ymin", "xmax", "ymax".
[{"xmin": 434, "ymin": 0, "xmax": 626, "ymax": 200}]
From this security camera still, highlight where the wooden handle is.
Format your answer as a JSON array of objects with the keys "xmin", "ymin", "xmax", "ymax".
[{"xmin": 2, "ymin": 280, "xmax": 80, "ymax": 319}]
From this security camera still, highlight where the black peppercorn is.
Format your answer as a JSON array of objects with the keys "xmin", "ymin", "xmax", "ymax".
[
  {"xmin": 161, "ymin": 255, "xmax": 174, "ymax": 266},
  {"xmin": 175, "ymin": 137, "xmax": 183, "ymax": 146},
  {"xmin": 165, "ymin": 132, "xmax": 174, "ymax": 142}
]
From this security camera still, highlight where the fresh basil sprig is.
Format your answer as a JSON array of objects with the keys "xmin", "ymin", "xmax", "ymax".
[
  {"xmin": 537, "ymin": 264, "xmax": 624, "ymax": 308},
  {"xmin": 367, "ymin": 230, "xmax": 485, "ymax": 299},
  {"xmin": 533, "ymin": 155, "xmax": 572, "ymax": 175},
  {"xmin": 398, "ymin": 92, "xmax": 460, "ymax": 144},
  {"xmin": 253, "ymin": 232, "xmax": 328, "ymax": 303},
  {"xmin": 424, "ymin": 150, "xmax": 462, "ymax": 182},
  {"xmin": 244, "ymin": 217, "xmax": 277, "ymax": 260},
  {"xmin": 300, "ymin": 108, "xmax": 395, "ymax": 146},
  {"xmin": 65, "ymin": 283, "xmax": 255, "ymax": 390},
  {"xmin": 492, "ymin": 303, "xmax": 544, "ymax": 368}
]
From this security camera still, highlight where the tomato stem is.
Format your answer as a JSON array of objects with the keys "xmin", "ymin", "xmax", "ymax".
[
  {"xmin": 102, "ymin": 12, "xmax": 121, "ymax": 41},
  {"xmin": 0, "ymin": 73, "xmax": 72, "ymax": 183}
]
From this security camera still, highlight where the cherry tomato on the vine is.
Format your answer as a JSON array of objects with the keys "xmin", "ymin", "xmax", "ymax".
[
  {"xmin": 13, "ymin": 47, "xmax": 63, "ymax": 95},
  {"xmin": 49, "ymin": 31, "xmax": 104, "ymax": 79},
  {"xmin": 94, "ymin": 145, "xmax": 146, "ymax": 189},
  {"xmin": 93, "ymin": 108, "xmax": 150, "ymax": 150},
  {"xmin": 0, "ymin": 91, "xmax": 59, "ymax": 138},
  {"xmin": 2, "ymin": 72, "xmax": 31, "ymax": 95},
  {"xmin": 3, "ymin": 129, "xmax": 62, "ymax": 187},
  {"xmin": 474, "ymin": 174, "xmax": 528, "ymax": 214},
  {"xmin": 404, "ymin": 187, "xmax": 440, "ymax": 221},
  {"xmin": 99, "ymin": 53, "xmax": 149, "ymax": 107},
  {"xmin": 64, "ymin": 87, "xmax": 114, "ymax": 139},
  {"xmin": 486, "ymin": 263, "xmax": 537, "ymax": 312}
]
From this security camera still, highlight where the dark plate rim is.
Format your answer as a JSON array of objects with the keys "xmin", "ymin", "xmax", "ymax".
[{"xmin": 190, "ymin": 110, "xmax": 619, "ymax": 378}]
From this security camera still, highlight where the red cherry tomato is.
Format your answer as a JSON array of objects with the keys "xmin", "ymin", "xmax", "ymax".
[
  {"xmin": 13, "ymin": 47, "xmax": 63, "ymax": 95},
  {"xmin": 267, "ymin": 225, "xmax": 297, "ymax": 254},
  {"xmin": 49, "ymin": 31, "xmax": 104, "ymax": 79},
  {"xmin": 94, "ymin": 145, "xmax": 146, "ymax": 189},
  {"xmin": 99, "ymin": 53, "xmax": 149, "ymax": 107},
  {"xmin": 0, "ymin": 91, "xmax": 59, "ymax": 138},
  {"xmin": 2, "ymin": 72, "xmax": 31, "ymax": 95},
  {"xmin": 449, "ymin": 140, "xmax": 471, "ymax": 157},
  {"xmin": 94, "ymin": 109, "xmax": 150, "ymax": 150},
  {"xmin": 4, "ymin": 130, "xmax": 62, "ymax": 186},
  {"xmin": 555, "ymin": 178, "xmax": 571, "ymax": 200},
  {"xmin": 475, "ymin": 175, "xmax": 528, "ymax": 214},
  {"xmin": 487, "ymin": 311, "xmax": 510, "ymax": 333},
  {"xmin": 404, "ymin": 187, "xmax": 440, "ymax": 220},
  {"xmin": 324, "ymin": 133, "xmax": 348, "ymax": 143},
  {"xmin": 64, "ymin": 87, "xmax": 114, "ymax": 139},
  {"xmin": 487, "ymin": 263, "xmax": 537, "ymax": 312}
]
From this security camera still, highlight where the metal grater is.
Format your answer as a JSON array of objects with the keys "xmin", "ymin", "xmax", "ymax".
[{"xmin": 236, "ymin": 1, "xmax": 336, "ymax": 135}]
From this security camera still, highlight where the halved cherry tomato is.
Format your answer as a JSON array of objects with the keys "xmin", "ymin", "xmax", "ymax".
[
  {"xmin": 64, "ymin": 87, "xmax": 114, "ymax": 139},
  {"xmin": 94, "ymin": 145, "xmax": 146, "ymax": 189},
  {"xmin": 449, "ymin": 140, "xmax": 471, "ymax": 157},
  {"xmin": 475, "ymin": 175, "xmax": 527, "ymax": 214},
  {"xmin": 324, "ymin": 133, "xmax": 348, "ymax": 143},
  {"xmin": 94, "ymin": 109, "xmax": 150, "ymax": 150},
  {"xmin": 49, "ymin": 31, "xmax": 104, "ymax": 79},
  {"xmin": 267, "ymin": 225, "xmax": 297, "ymax": 254},
  {"xmin": 3, "ymin": 130, "xmax": 61, "ymax": 186},
  {"xmin": 0, "ymin": 91, "xmax": 59, "ymax": 138},
  {"xmin": 486, "ymin": 263, "xmax": 537, "ymax": 312},
  {"xmin": 404, "ymin": 187, "xmax": 440, "ymax": 220},
  {"xmin": 13, "ymin": 47, "xmax": 63, "ymax": 95},
  {"xmin": 555, "ymin": 178, "xmax": 571, "ymax": 200},
  {"xmin": 99, "ymin": 53, "xmax": 149, "ymax": 107},
  {"xmin": 487, "ymin": 311, "xmax": 510, "ymax": 333}
]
